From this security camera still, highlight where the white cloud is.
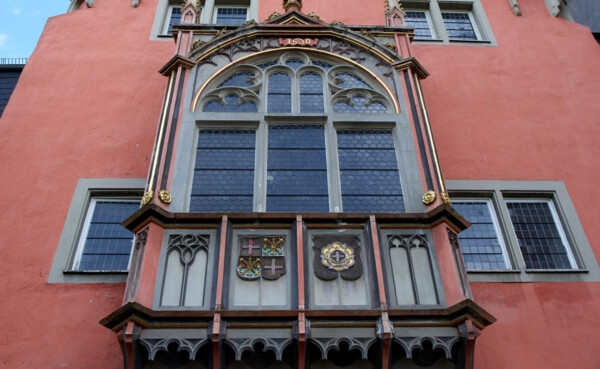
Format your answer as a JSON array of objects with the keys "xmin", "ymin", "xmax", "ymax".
[
  {"xmin": 12, "ymin": 8, "xmax": 21, "ymax": 15},
  {"xmin": 0, "ymin": 34, "xmax": 8, "ymax": 48}
]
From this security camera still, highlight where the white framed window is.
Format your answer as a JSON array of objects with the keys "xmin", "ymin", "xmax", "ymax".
[
  {"xmin": 48, "ymin": 178, "xmax": 145, "ymax": 283},
  {"xmin": 452, "ymin": 199, "xmax": 511, "ymax": 270},
  {"xmin": 162, "ymin": 5, "xmax": 183, "ymax": 35},
  {"xmin": 404, "ymin": 10, "xmax": 436, "ymax": 40},
  {"xmin": 447, "ymin": 180, "xmax": 600, "ymax": 282},
  {"xmin": 401, "ymin": 1, "xmax": 495, "ymax": 45},
  {"xmin": 213, "ymin": 7, "xmax": 248, "ymax": 25},
  {"xmin": 71, "ymin": 198, "xmax": 140, "ymax": 272},
  {"xmin": 440, "ymin": 11, "xmax": 481, "ymax": 41}
]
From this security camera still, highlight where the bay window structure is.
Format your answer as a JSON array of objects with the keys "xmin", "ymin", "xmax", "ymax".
[
  {"xmin": 447, "ymin": 180, "xmax": 600, "ymax": 282},
  {"xmin": 188, "ymin": 52, "xmax": 409, "ymax": 213}
]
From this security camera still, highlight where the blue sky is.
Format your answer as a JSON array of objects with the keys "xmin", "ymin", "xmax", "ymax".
[{"xmin": 0, "ymin": 1, "xmax": 68, "ymax": 59}]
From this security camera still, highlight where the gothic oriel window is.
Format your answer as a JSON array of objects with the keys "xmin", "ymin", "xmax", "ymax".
[{"xmin": 192, "ymin": 52, "xmax": 405, "ymax": 213}]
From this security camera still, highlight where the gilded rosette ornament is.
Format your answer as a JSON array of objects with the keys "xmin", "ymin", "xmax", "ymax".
[
  {"xmin": 159, "ymin": 189, "xmax": 172, "ymax": 204},
  {"xmin": 313, "ymin": 235, "xmax": 363, "ymax": 281},
  {"xmin": 441, "ymin": 191, "xmax": 452, "ymax": 205},
  {"xmin": 422, "ymin": 190, "xmax": 436, "ymax": 205}
]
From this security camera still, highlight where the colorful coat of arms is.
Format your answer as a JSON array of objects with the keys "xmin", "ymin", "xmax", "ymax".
[
  {"xmin": 313, "ymin": 235, "xmax": 363, "ymax": 281},
  {"xmin": 236, "ymin": 236, "xmax": 286, "ymax": 280}
]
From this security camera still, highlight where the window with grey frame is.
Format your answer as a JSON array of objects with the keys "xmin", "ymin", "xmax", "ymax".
[
  {"xmin": 447, "ymin": 180, "xmax": 597, "ymax": 278},
  {"xmin": 193, "ymin": 52, "xmax": 405, "ymax": 213}
]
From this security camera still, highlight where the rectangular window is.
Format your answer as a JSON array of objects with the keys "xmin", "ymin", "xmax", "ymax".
[
  {"xmin": 337, "ymin": 129, "xmax": 404, "ymax": 212},
  {"xmin": 190, "ymin": 129, "xmax": 256, "ymax": 212},
  {"xmin": 72, "ymin": 199, "xmax": 139, "ymax": 271},
  {"xmin": 215, "ymin": 7, "xmax": 248, "ymax": 24},
  {"xmin": 506, "ymin": 200, "xmax": 575, "ymax": 270},
  {"xmin": 404, "ymin": 11, "xmax": 435, "ymax": 40},
  {"xmin": 452, "ymin": 199, "xmax": 510, "ymax": 270},
  {"xmin": 266, "ymin": 125, "xmax": 329, "ymax": 212},
  {"xmin": 441, "ymin": 11, "xmax": 479, "ymax": 41},
  {"xmin": 446, "ymin": 180, "xmax": 600, "ymax": 282},
  {"xmin": 163, "ymin": 5, "xmax": 182, "ymax": 34}
]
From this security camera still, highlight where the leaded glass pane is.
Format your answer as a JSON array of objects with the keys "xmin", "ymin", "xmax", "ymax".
[
  {"xmin": 78, "ymin": 201, "xmax": 139, "ymax": 271},
  {"xmin": 404, "ymin": 11, "xmax": 433, "ymax": 39},
  {"xmin": 285, "ymin": 58, "xmax": 305, "ymax": 69},
  {"xmin": 311, "ymin": 60, "xmax": 333, "ymax": 70},
  {"xmin": 334, "ymin": 72, "xmax": 371, "ymax": 89},
  {"xmin": 337, "ymin": 130, "xmax": 404, "ymax": 212},
  {"xmin": 442, "ymin": 12, "xmax": 477, "ymax": 40},
  {"xmin": 299, "ymin": 72, "xmax": 324, "ymax": 113},
  {"xmin": 215, "ymin": 8, "xmax": 247, "ymax": 25},
  {"xmin": 333, "ymin": 95, "xmax": 387, "ymax": 114},
  {"xmin": 218, "ymin": 72, "xmax": 255, "ymax": 88},
  {"xmin": 267, "ymin": 72, "xmax": 292, "ymax": 113},
  {"xmin": 203, "ymin": 95, "xmax": 258, "ymax": 113},
  {"xmin": 453, "ymin": 201, "xmax": 508, "ymax": 270},
  {"xmin": 191, "ymin": 129, "xmax": 256, "ymax": 212},
  {"xmin": 267, "ymin": 125, "xmax": 328, "ymax": 212},
  {"xmin": 507, "ymin": 201, "xmax": 572, "ymax": 269},
  {"xmin": 257, "ymin": 60, "xmax": 277, "ymax": 70},
  {"xmin": 167, "ymin": 7, "xmax": 182, "ymax": 33}
]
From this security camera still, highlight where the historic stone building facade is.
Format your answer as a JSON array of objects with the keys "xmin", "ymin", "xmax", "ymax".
[{"xmin": 0, "ymin": 0, "xmax": 599, "ymax": 368}]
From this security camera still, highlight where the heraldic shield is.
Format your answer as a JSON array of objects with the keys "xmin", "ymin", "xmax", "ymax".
[
  {"xmin": 313, "ymin": 235, "xmax": 363, "ymax": 281},
  {"xmin": 236, "ymin": 236, "xmax": 286, "ymax": 280}
]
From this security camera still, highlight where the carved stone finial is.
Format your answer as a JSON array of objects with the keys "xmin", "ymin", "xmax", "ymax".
[
  {"xmin": 192, "ymin": 39, "xmax": 205, "ymax": 49},
  {"xmin": 213, "ymin": 27, "xmax": 228, "ymax": 39},
  {"xmin": 282, "ymin": 0, "xmax": 302, "ymax": 12},
  {"xmin": 268, "ymin": 11, "xmax": 281, "ymax": 20},
  {"xmin": 385, "ymin": 42, "xmax": 398, "ymax": 53},
  {"xmin": 359, "ymin": 29, "xmax": 375, "ymax": 39},
  {"xmin": 243, "ymin": 19, "xmax": 257, "ymax": 26},
  {"xmin": 422, "ymin": 190, "xmax": 436, "ymax": 205},
  {"xmin": 307, "ymin": 12, "xmax": 320, "ymax": 21},
  {"xmin": 331, "ymin": 20, "xmax": 344, "ymax": 26}
]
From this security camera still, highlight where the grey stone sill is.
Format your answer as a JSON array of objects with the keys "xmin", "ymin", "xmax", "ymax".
[
  {"xmin": 524, "ymin": 269, "xmax": 589, "ymax": 274},
  {"xmin": 467, "ymin": 269, "xmax": 521, "ymax": 274},
  {"xmin": 64, "ymin": 270, "xmax": 128, "ymax": 274}
]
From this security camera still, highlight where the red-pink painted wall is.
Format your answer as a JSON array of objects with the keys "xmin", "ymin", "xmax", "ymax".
[
  {"xmin": 0, "ymin": 0, "xmax": 598, "ymax": 368},
  {"xmin": 0, "ymin": 1, "xmax": 170, "ymax": 367},
  {"xmin": 413, "ymin": 1, "xmax": 600, "ymax": 368}
]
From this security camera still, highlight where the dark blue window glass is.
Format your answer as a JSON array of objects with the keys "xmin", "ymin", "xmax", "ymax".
[
  {"xmin": 267, "ymin": 72, "xmax": 292, "ymax": 113},
  {"xmin": 218, "ymin": 72, "xmax": 255, "ymax": 88},
  {"xmin": 191, "ymin": 129, "xmax": 256, "ymax": 212},
  {"xmin": 311, "ymin": 60, "xmax": 333, "ymax": 70},
  {"xmin": 267, "ymin": 125, "xmax": 328, "ymax": 212},
  {"xmin": 334, "ymin": 72, "xmax": 371, "ymax": 89},
  {"xmin": 337, "ymin": 130, "xmax": 404, "ymax": 212},
  {"xmin": 333, "ymin": 95, "xmax": 387, "ymax": 114},
  {"xmin": 215, "ymin": 8, "xmax": 247, "ymax": 24},
  {"xmin": 442, "ymin": 12, "xmax": 477, "ymax": 40},
  {"xmin": 257, "ymin": 60, "xmax": 277, "ymax": 70},
  {"xmin": 203, "ymin": 94, "xmax": 258, "ymax": 113},
  {"xmin": 285, "ymin": 58, "xmax": 305, "ymax": 70},
  {"xmin": 507, "ymin": 201, "xmax": 572, "ymax": 269},
  {"xmin": 405, "ymin": 11, "xmax": 433, "ymax": 39},
  {"xmin": 77, "ymin": 200, "xmax": 139, "ymax": 271},
  {"xmin": 167, "ymin": 7, "xmax": 182, "ymax": 33},
  {"xmin": 299, "ymin": 72, "xmax": 324, "ymax": 113},
  {"xmin": 453, "ymin": 201, "xmax": 508, "ymax": 270}
]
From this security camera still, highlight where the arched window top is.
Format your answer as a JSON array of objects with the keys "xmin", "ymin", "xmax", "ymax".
[{"xmin": 200, "ymin": 52, "xmax": 393, "ymax": 114}]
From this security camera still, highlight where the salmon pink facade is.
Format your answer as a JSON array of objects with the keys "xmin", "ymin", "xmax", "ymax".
[{"xmin": 0, "ymin": 0, "xmax": 599, "ymax": 368}]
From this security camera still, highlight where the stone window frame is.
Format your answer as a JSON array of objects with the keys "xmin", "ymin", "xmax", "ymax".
[
  {"xmin": 150, "ymin": 0, "xmax": 258, "ymax": 40},
  {"xmin": 400, "ymin": 0, "xmax": 497, "ymax": 46},
  {"xmin": 446, "ymin": 180, "xmax": 600, "ymax": 282},
  {"xmin": 48, "ymin": 178, "xmax": 145, "ymax": 283},
  {"xmin": 404, "ymin": 10, "xmax": 438, "ymax": 40}
]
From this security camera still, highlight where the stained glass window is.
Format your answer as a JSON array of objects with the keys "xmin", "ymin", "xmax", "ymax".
[
  {"xmin": 337, "ymin": 130, "xmax": 404, "ymax": 212},
  {"xmin": 267, "ymin": 72, "xmax": 292, "ymax": 113},
  {"xmin": 453, "ymin": 200, "xmax": 509, "ymax": 270},
  {"xmin": 215, "ymin": 8, "xmax": 247, "ymax": 25},
  {"xmin": 75, "ymin": 200, "xmax": 139, "ymax": 271},
  {"xmin": 404, "ymin": 11, "xmax": 434, "ymax": 39},
  {"xmin": 191, "ymin": 129, "xmax": 256, "ymax": 212},
  {"xmin": 333, "ymin": 95, "xmax": 387, "ymax": 114},
  {"xmin": 299, "ymin": 72, "xmax": 324, "ymax": 113},
  {"xmin": 203, "ymin": 95, "xmax": 258, "ymax": 113},
  {"xmin": 267, "ymin": 125, "xmax": 328, "ymax": 212},
  {"xmin": 218, "ymin": 72, "xmax": 255, "ymax": 88},
  {"xmin": 442, "ymin": 12, "xmax": 478, "ymax": 41},
  {"xmin": 506, "ymin": 201, "xmax": 573, "ymax": 269}
]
